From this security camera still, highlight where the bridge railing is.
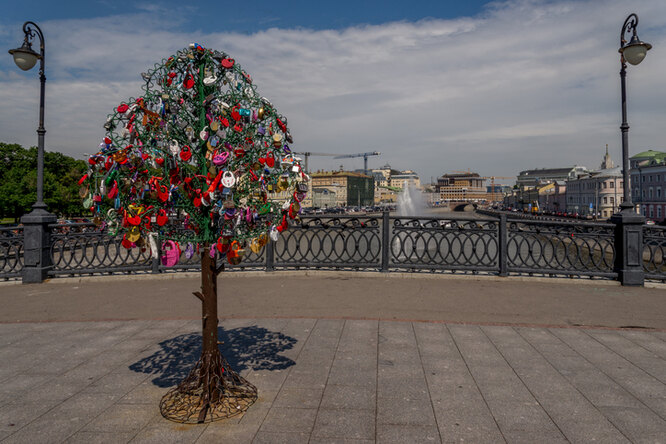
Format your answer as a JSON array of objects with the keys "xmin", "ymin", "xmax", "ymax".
[
  {"xmin": 0, "ymin": 225, "xmax": 23, "ymax": 279},
  {"xmin": 506, "ymin": 218, "xmax": 616, "ymax": 278},
  {"xmin": 2, "ymin": 213, "xmax": 664, "ymax": 284},
  {"xmin": 643, "ymin": 225, "xmax": 666, "ymax": 279}
]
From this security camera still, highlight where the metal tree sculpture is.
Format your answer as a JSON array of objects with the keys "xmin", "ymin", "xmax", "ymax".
[{"xmin": 81, "ymin": 44, "xmax": 307, "ymax": 423}]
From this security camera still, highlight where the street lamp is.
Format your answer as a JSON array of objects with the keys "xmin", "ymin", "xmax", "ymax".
[
  {"xmin": 618, "ymin": 13, "xmax": 651, "ymax": 214},
  {"xmin": 9, "ymin": 21, "xmax": 49, "ymax": 212},
  {"xmin": 611, "ymin": 13, "xmax": 651, "ymax": 286},
  {"xmin": 9, "ymin": 21, "xmax": 56, "ymax": 283}
]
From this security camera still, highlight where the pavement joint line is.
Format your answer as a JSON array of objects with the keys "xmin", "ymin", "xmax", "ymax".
[
  {"xmin": 582, "ymin": 330, "xmax": 666, "ymax": 422},
  {"xmin": 258, "ymin": 317, "xmax": 319, "ymax": 440},
  {"xmin": 5, "ymin": 269, "xmax": 665, "ymax": 287},
  {"xmin": 3, "ymin": 315, "xmax": 665, "ymax": 333},
  {"xmin": 411, "ymin": 321, "xmax": 443, "ymax": 442},
  {"xmin": 603, "ymin": 328, "xmax": 666, "ymax": 360},
  {"xmin": 1, "ymin": 318, "xmax": 664, "ymax": 442},
  {"xmin": 445, "ymin": 323, "xmax": 507, "ymax": 443},
  {"xmin": 512, "ymin": 326, "xmax": 631, "ymax": 442},
  {"xmin": 548, "ymin": 327, "xmax": 666, "ymax": 424},
  {"xmin": 308, "ymin": 319, "xmax": 345, "ymax": 439},
  {"xmin": 580, "ymin": 328, "xmax": 666, "ymax": 395},
  {"xmin": 2, "ymin": 319, "xmax": 185, "ymax": 442},
  {"xmin": 480, "ymin": 325, "xmax": 569, "ymax": 441}
]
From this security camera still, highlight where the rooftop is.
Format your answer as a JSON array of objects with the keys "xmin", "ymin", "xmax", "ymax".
[
  {"xmin": 311, "ymin": 170, "xmax": 372, "ymax": 178},
  {"xmin": 631, "ymin": 149, "xmax": 666, "ymax": 159}
]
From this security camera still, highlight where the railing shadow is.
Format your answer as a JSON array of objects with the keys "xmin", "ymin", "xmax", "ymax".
[{"xmin": 128, "ymin": 325, "xmax": 297, "ymax": 387}]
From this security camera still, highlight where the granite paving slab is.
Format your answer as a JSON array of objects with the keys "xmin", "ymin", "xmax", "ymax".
[{"xmin": 0, "ymin": 317, "xmax": 664, "ymax": 443}]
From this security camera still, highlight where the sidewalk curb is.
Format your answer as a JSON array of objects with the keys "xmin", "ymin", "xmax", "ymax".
[{"xmin": 3, "ymin": 270, "xmax": 665, "ymax": 288}]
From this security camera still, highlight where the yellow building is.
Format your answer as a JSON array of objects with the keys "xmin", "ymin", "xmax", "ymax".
[
  {"xmin": 375, "ymin": 186, "xmax": 398, "ymax": 204},
  {"xmin": 311, "ymin": 171, "xmax": 374, "ymax": 207},
  {"xmin": 435, "ymin": 172, "xmax": 487, "ymax": 201},
  {"xmin": 390, "ymin": 170, "xmax": 421, "ymax": 191}
]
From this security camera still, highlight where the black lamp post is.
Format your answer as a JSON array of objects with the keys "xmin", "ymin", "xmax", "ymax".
[
  {"xmin": 9, "ymin": 21, "xmax": 48, "ymax": 212},
  {"xmin": 9, "ymin": 21, "xmax": 56, "ymax": 283},
  {"xmin": 617, "ymin": 13, "xmax": 651, "ymax": 214},
  {"xmin": 611, "ymin": 13, "xmax": 651, "ymax": 286}
]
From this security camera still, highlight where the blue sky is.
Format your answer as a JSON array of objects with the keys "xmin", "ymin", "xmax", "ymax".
[
  {"xmin": 2, "ymin": 0, "xmax": 666, "ymax": 183},
  {"xmin": 1, "ymin": 1, "xmax": 493, "ymax": 33}
]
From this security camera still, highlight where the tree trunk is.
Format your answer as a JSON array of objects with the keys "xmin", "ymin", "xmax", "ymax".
[
  {"xmin": 159, "ymin": 244, "xmax": 257, "ymax": 424},
  {"xmin": 200, "ymin": 246, "xmax": 219, "ymax": 354}
]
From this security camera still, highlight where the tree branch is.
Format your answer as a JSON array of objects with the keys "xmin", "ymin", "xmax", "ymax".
[{"xmin": 192, "ymin": 291, "xmax": 204, "ymax": 302}]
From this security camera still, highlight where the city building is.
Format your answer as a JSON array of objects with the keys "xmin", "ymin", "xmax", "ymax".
[
  {"xmin": 369, "ymin": 164, "xmax": 420, "ymax": 204},
  {"xmin": 311, "ymin": 187, "xmax": 338, "ymax": 208},
  {"xmin": 506, "ymin": 165, "xmax": 588, "ymax": 211},
  {"xmin": 565, "ymin": 147, "xmax": 622, "ymax": 219},
  {"xmin": 435, "ymin": 172, "xmax": 487, "ymax": 201},
  {"xmin": 631, "ymin": 149, "xmax": 666, "ymax": 221},
  {"xmin": 538, "ymin": 181, "xmax": 567, "ymax": 214},
  {"xmin": 516, "ymin": 166, "xmax": 588, "ymax": 188},
  {"xmin": 390, "ymin": 170, "xmax": 421, "ymax": 191},
  {"xmin": 310, "ymin": 170, "xmax": 375, "ymax": 207},
  {"xmin": 374, "ymin": 186, "xmax": 399, "ymax": 204},
  {"xmin": 370, "ymin": 164, "xmax": 401, "ymax": 187}
]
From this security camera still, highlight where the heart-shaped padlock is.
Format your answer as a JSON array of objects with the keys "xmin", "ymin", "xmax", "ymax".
[
  {"xmin": 180, "ymin": 145, "xmax": 192, "ymax": 161},
  {"xmin": 221, "ymin": 171, "xmax": 236, "ymax": 188}
]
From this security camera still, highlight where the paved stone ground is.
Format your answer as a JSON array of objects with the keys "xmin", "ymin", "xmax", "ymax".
[{"xmin": 1, "ymin": 317, "xmax": 665, "ymax": 443}]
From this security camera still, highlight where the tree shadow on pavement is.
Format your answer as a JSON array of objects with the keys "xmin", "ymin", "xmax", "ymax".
[{"xmin": 129, "ymin": 326, "xmax": 297, "ymax": 387}]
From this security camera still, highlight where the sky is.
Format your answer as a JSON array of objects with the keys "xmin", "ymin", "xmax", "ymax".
[{"xmin": 1, "ymin": 0, "xmax": 666, "ymax": 185}]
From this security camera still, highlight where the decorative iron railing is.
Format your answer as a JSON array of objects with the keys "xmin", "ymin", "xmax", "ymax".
[
  {"xmin": 506, "ymin": 219, "xmax": 616, "ymax": 278},
  {"xmin": 2, "ymin": 213, "xmax": 665, "ymax": 282},
  {"xmin": 0, "ymin": 225, "xmax": 23, "ymax": 279},
  {"xmin": 50, "ymin": 222, "xmax": 152, "ymax": 275},
  {"xmin": 390, "ymin": 217, "xmax": 498, "ymax": 272},
  {"xmin": 276, "ymin": 216, "xmax": 381, "ymax": 270},
  {"xmin": 643, "ymin": 225, "xmax": 666, "ymax": 279}
]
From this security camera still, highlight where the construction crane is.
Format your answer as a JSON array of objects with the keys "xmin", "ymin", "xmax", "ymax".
[
  {"xmin": 481, "ymin": 176, "xmax": 513, "ymax": 202},
  {"xmin": 292, "ymin": 152, "xmax": 338, "ymax": 174},
  {"xmin": 334, "ymin": 151, "xmax": 381, "ymax": 175}
]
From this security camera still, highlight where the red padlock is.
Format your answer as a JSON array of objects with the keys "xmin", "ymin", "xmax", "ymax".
[
  {"xmin": 183, "ymin": 73, "xmax": 195, "ymax": 89},
  {"xmin": 156, "ymin": 209, "xmax": 168, "ymax": 226},
  {"xmin": 180, "ymin": 145, "xmax": 192, "ymax": 161}
]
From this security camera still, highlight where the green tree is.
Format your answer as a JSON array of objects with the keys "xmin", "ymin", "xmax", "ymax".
[{"xmin": 0, "ymin": 143, "xmax": 87, "ymax": 222}]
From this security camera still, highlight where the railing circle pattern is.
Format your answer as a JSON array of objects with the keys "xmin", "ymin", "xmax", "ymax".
[{"xmin": 2, "ymin": 215, "xmax": 664, "ymax": 281}]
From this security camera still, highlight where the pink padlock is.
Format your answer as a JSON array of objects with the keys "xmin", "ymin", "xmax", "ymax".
[
  {"xmin": 213, "ymin": 151, "xmax": 229, "ymax": 166},
  {"xmin": 161, "ymin": 240, "xmax": 181, "ymax": 267}
]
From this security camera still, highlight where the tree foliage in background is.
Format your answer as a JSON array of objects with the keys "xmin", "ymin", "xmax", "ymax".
[{"xmin": 0, "ymin": 142, "xmax": 87, "ymax": 222}]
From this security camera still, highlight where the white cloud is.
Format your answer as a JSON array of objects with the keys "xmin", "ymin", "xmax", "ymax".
[{"xmin": 2, "ymin": 0, "xmax": 666, "ymax": 184}]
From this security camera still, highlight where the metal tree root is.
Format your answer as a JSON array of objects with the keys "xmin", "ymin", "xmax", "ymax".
[{"xmin": 159, "ymin": 348, "xmax": 257, "ymax": 423}]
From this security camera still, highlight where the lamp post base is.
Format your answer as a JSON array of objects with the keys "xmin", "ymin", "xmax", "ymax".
[
  {"xmin": 21, "ymin": 204, "xmax": 57, "ymax": 284},
  {"xmin": 610, "ymin": 204, "xmax": 645, "ymax": 286}
]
